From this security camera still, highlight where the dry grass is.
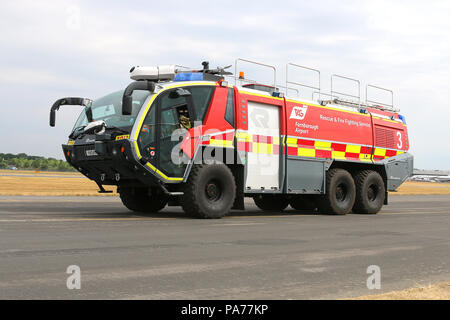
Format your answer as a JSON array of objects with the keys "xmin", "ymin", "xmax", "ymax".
[
  {"xmin": 394, "ymin": 181, "xmax": 450, "ymax": 195},
  {"xmin": 352, "ymin": 282, "xmax": 450, "ymax": 300},
  {"xmin": 0, "ymin": 170, "xmax": 116, "ymax": 196},
  {"xmin": 0, "ymin": 170, "xmax": 449, "ymax": 196}
]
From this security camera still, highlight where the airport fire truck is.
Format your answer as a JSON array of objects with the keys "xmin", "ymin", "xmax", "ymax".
[{"xmin": 49, "ymin": 59, "xmax": 413, "ymax": 218}]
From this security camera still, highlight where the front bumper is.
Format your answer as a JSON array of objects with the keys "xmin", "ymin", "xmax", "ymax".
[{"xmin": 62, "ymin": 139, "xmax": 159, "ymax": 188}]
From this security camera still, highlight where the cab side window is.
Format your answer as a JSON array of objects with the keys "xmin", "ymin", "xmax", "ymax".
[
  {"xmin": 137, "ymin": 105, "xmax": 156, "ymax": 158},
  {"xmin": 224, "ymin": 88, "xmax": 235, "ymax": 127},
  {"xmin": 188, "ymin": 86, "xmax": 215, "ymax": 121}
]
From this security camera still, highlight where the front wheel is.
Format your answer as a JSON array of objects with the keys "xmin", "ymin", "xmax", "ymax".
[
  {"xmin": 119, "ymin": 187, "xmax": 168, "ymax": 213},
  {"xmin": 181, "ymin": 164, "xmax": 236, "ymax": 218}
]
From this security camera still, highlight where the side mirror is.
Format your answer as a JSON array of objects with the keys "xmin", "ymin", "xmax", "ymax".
[
  {"xmin": 122, "ymin": 80, "xmax": 155, "ymax": 115},
  {"xmin": 50, "ymin": 109, "xmax": 56, "ymax": 127},
  {"xmin": 49, "ymin": 97, "xmax": 92, "ymax": 127}
]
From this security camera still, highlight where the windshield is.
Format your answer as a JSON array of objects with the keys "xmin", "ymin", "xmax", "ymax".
[{"xmin": 72, "ymin": 90, "xmax": 150, "ymax": 132}]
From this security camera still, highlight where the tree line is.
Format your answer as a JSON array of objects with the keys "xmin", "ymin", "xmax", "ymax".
[{"xmin": 0, "ymin": 153, "xmax": 74, "ymax": 171}]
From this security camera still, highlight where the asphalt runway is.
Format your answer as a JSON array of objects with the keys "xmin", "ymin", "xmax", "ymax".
[{"xmin": 0, "ymin": 194, "xmax": 449, "ymax": 299}]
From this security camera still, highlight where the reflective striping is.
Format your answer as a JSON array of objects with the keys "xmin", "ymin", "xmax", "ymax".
[
  {"xmin": 145, "ymin": 162, "xmax": 183, "ymax": 181},
  {"xmin": 345, "ymin": 144, "xmax": 361, "ymax": 154},
  {"xmin": 236, "ymin": 131, "xmax": 280, "ymax": 155},
  {"xmin": 373, "ymin": 149, "xmax": 404, "ymax": 161},
  {"xmin": 134, "ymin": 141, "xmax": 142, "ymax": 159},
  {"xmin": 332, "ymin": 151, "xmax": 346, "ymax": 159},
  {"xmin": 298, "ymin": 147, "xmax": 315, "ymax": 157},
  {"xmin": 374, "ymin": 148, "xmax": 387, "ymax": 157},
  {"xmin": 314, "ymin": 140, "xmax": 331, "ymax": 149},
  {"xmin": 207, "ymin": 139, "xmax": 234, "ymax": 147},
  {"xmin": 284, "ymin": 134, "xmax": 405, "ymax": 162},
  {"xmin": 201, "ymin": 130, "xmax": 235, "ymax": 148}
]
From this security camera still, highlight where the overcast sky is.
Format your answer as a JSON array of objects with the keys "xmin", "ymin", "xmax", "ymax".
[{"xmin": 0, "ymin": 0, "xmax": 449, "ymax": 169}]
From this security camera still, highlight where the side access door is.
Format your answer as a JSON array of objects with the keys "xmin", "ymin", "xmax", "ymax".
[
  {"xmin": 245, "ymin": 100, "xmax": 282, "ymax": 191},
  {"xmin": 137, "ymin": 85, "xmax": 215, "ymax": 181}
]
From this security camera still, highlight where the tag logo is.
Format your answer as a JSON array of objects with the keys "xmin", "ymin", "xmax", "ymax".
[{"xmin": 290, "ymin": 106, "xmax": 308, "ymax": 120}]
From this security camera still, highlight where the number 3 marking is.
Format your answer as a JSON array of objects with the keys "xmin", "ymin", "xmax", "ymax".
[{"xmin": 396, "ymin": 131, "xmax": 402, "ymax": 149}]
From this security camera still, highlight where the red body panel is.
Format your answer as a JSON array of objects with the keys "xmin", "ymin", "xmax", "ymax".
[
  {"xmin": 285, "ymin": 101, "xmax": 373, "ymax": 146},
  {"xmin": 181, "ymin": 84, "xmax": 410, "ymax": 164}
]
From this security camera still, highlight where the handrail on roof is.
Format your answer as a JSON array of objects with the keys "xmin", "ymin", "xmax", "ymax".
[
  {"xmin": 227, "ymin": 58, "xmax": 397, "ymax": 112},
  {"xmin": 234, "ymin": 58, "xmax": 277, "ymax": 87},
  {"xmin": 366, "ymin": 84, "xmax": 394, "ymax": 110},
  {"xmin": 331, "ymin": 74, "xmax": 361, "ymax": 105},
  {"xmin": 286, "ymin": 63, "xmax": 321, "ymax": 99}
]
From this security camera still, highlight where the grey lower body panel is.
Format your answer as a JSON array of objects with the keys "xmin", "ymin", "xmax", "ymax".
[
  {"xmin": 381, "ymin": 152, "xmax": 414, "ymax": 191},
  {"xmin": 286, "ymin": 157, "xmax": 326, "ymax": 194}
]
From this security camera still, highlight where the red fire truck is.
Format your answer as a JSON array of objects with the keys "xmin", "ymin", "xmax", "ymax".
[{"xmin": 50, "ymin": 59, "xmax": 413, "ymax": 218}]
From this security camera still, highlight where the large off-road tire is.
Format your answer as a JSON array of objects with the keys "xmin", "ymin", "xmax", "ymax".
[
  {"xmin": 181, "ymin": 164, "xmax": 236, "ymax": 219},
  {"xmin": 318, "ymin": 168, "xmax": 356, "ymax": 215},
  {"xmin": 353, "ymin": 170, "xmax": 385, "ymax": 214},
  {"xmin": 290, "ymin": 195, "xmax": 317, "ymax": 212},
  {"xmin": 253, "ymin": 195, "xmax": 289, "ymax": 212},
  {"xmin": 119, "ymin": 187, "xmax": 168, "ymax": 213}
]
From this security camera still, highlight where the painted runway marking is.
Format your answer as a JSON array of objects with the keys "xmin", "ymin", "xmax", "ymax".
[
  {"xmin": 0, "ymin": 217, "xmax": 177, "ymax": 223},
  {"xmin": 210, "ymin": 223, "xmax": 266, "ymax": 226},
  {"xmin": 0, "ymin": 210, "xmax": 448, "ymax": 223}
]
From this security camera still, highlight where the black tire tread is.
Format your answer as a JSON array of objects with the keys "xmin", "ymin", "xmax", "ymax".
[
  {"xmin": 181, "ymin": 165, "xmax": 204, "ymax": 218},
  {"xmin": 318, "ymin": 168, "xmax": 355, "ymax": 215},
  {"xmin": 353, "ymin": 170, "xmax": 385, "ymax": 214},
  {"xmin": 182, "ymin": 164, "xmax": 236, "ymax": 218},
  {"xmin": 119, "ymin": 187, "xmax": 167, "ymax": 213},
  {"xmin": 318, "ymin": 168, "xmax": 339, "ymax": 214}
]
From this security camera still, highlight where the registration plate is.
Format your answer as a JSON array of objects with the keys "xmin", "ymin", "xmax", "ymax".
[{"xmin": 85, "ymin": 149, "xmax": 98, "ymax": 156}]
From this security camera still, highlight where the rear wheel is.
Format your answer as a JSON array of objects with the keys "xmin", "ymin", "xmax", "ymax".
[
  {"xmin": 182, "ymin": 164, "xmax": 236, "ymax": 219},
  {"xmin": 253, "ymin": 195, "xmax": 289, "ymax": 212},
  {"xmin": 119, "ymin": 187, "xmax": 168, "ymax": 213},
  {"xmin": 318, "ymin": 168, "xmax": 355, "ymax": 215},
  {"xmin": 353, "ymin": 170, "xmax": 385, "ymax": 214}
]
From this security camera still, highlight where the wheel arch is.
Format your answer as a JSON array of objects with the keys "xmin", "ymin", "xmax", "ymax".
[{"xmin": 187, "ymin": 145, "xmax": 245, "ymax": 210}]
